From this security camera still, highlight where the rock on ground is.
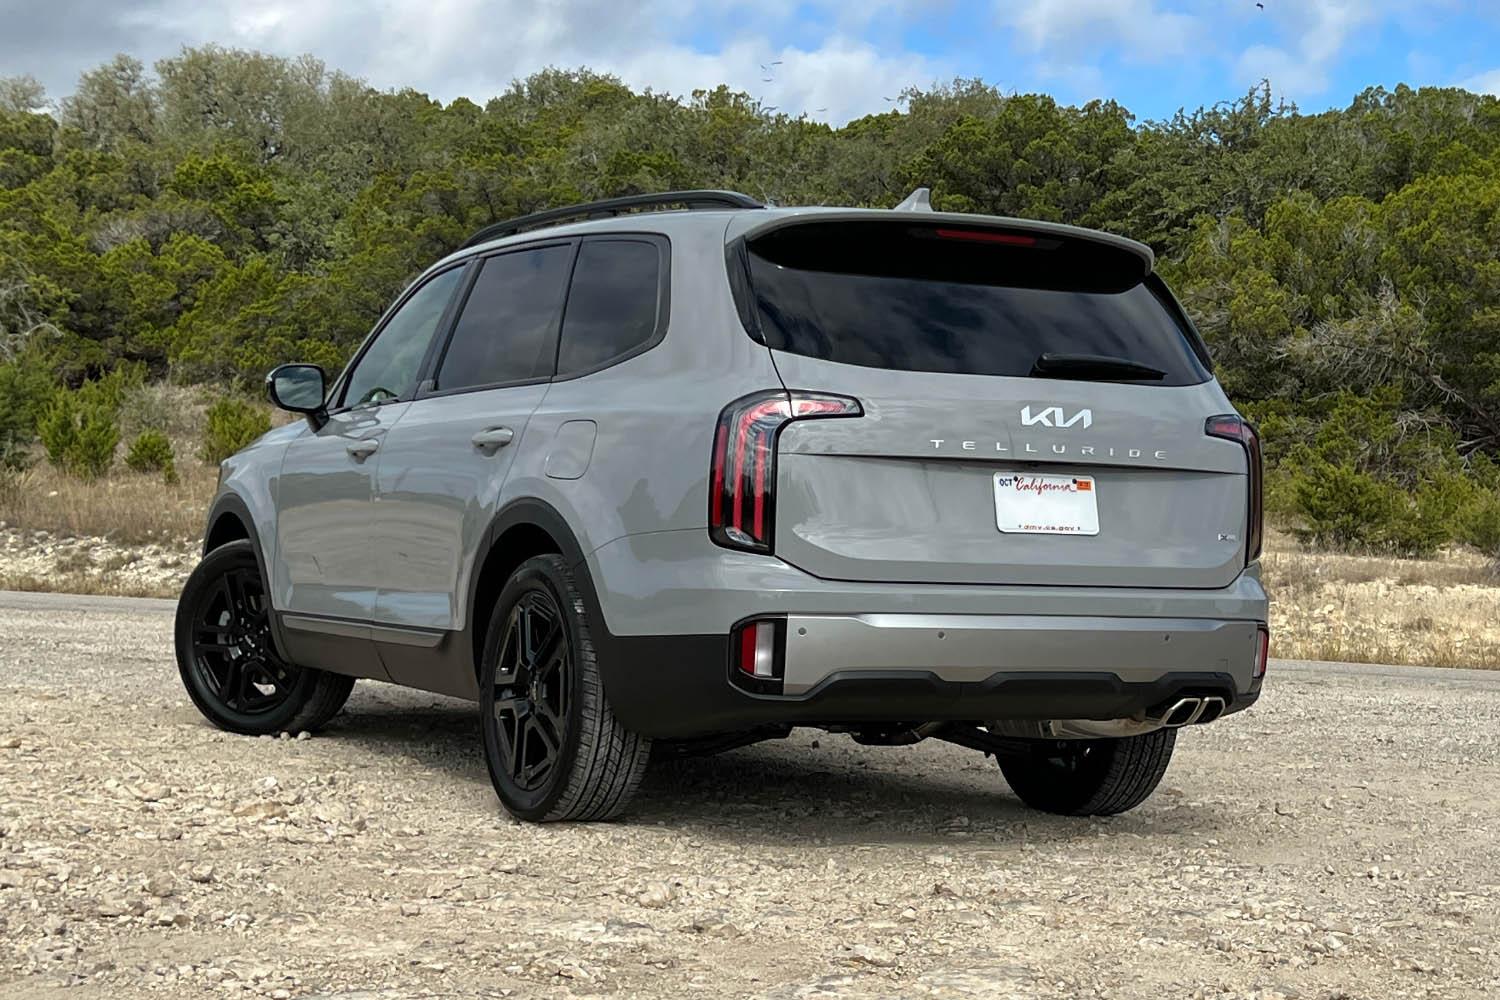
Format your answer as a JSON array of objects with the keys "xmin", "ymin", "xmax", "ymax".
[{"xmin": 0, "ymin": 591, "xmax": 1498, "ymax": 998}]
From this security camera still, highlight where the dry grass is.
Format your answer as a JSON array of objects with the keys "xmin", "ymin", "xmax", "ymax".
[
  {"xmin": 0, "ymin": 569, "xmax": 179, "ymax": 599},
  {"xmin": 0, "ymin": 383, "xmax": 244, "ymax": 546},
  {"xmin": 1262, "ymin": 528, "xmax": 1500, "ymax": 669},
  {"xmin": 0, "ymin": 460, "xmax": 217, "ymax": 546}
]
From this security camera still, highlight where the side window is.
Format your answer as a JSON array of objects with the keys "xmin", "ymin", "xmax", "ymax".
[
  {"xmin": 342, "ymin": 267, "xmax": 463, "ymax": 408},
  {"xmin": 433, "ymin": 244, "xmax": 574, "ymax": 392},
  {"xmin": 556, "ymin": 239, "xmax": 663, "ymax": 377}
]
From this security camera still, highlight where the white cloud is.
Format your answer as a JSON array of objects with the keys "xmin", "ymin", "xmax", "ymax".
[
  {"xmin": 995, "ymin": 0, "xmax": 1202, "ymax": 63},
  {"xmin": 5, "ymin": 0, "xmax": 945, "ymax": 123},
  {"xmin": 1461, "ymin": 67, "xmax": 1500, "ymax": 95},
  {"xmin": 605, "ymin": 37, "xmax": 946, "ymax": 122},
  {"xmin": 1231, "ymin": 0, "xmax": 1383, "ymax": 102}
]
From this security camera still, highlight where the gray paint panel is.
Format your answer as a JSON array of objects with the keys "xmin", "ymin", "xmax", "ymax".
[{"xmin": 586, "ymin": 528, "xmax": 1268, "ymax": 639}]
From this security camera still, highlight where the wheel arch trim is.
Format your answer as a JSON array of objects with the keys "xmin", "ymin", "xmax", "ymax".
[
  {"xmin": 201, "ymin": 491, "xmax": 294, "ymax": 664},
  {"xmin": 464, "ymin": 497, "xmax": 612, "ymax": 685}
]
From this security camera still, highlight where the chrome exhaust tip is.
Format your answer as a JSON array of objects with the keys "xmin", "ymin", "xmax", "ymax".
[
  {"xmin": 1195, "ymin": 696, "xmax": 1226, "ymax": 725},
  {"xmin": 1160, "ymin": 697, "xmax": 1204, "ymax": 728}
]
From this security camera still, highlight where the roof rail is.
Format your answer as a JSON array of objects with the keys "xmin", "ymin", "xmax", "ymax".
[{"xmin": 460, "ymin": 190, "xmax": 764, "ymax": 249}]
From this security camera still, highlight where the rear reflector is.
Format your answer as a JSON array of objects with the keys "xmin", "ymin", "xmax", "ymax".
[
  {"xmin": 710, "ymin": 390, "xmax": 862, "ymax": 553},
  {"xmin": 730, "ymin": 617, "xmax": 786, "ymax": 690},
  {"xmin": 1254, "ymin": 625, "xmax": 1270, "ymax": 680},
  {"xmin": 1206, "ymin": 414, "xmax": 1264, "ymax": 562}
]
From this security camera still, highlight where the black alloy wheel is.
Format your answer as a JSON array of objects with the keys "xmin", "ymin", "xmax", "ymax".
[
  {"xmin": 489, "ymin": 589, "xmax": 573, "ymax": 792},
  {"xmin": 479, "ymin": 554, "xmax": 651, "ymax": 822},
  {"xmin": 175, "ymin": 540, "xmax": 356, "ymax": 735},
  {"xmin": 189, "ymin": 562, "xmax": 299, "ymax": 715}
]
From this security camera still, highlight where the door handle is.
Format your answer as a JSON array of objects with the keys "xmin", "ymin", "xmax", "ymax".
[
  {"xmin": 346, "ymin": 439, "xmax": 379, "ymax": 460},
  {"xmin": 471, "ymin": 426, "xmax": 515, "ymax": 450}
]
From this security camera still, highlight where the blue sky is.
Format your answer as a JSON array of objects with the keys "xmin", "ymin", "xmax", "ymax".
[{"xmin": 4, "ymin": 0, "xmax": 1500, "ymax": 124}]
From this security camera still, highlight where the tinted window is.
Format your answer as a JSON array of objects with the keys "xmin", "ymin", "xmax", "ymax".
[
  {"xmin": 557, "ymin": 239, "xmax": 662, "ymax": 376},
  {"xmin": 742, "ymin": 222, "xmax": 1208, "ymax": 386},
  {"xmin": 342, "ymin": 267, "xmax": 463, "ymax": 407},
  {"xmin": 435, "ymin": 245, "xmax": 574, "ymax": 391}
]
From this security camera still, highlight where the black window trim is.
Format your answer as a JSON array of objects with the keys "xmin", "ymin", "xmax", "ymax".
[
  {"xmin": 414, "ymin": 236, "xmax": 582, "ymax": 402},
  {"xmin": 549, "ymin": 232, "xmax": 673, "ymax": 384},
  {"xmin": 1145, "ymin": 273, "xmax": 1214, "ymax": 372},
  {"xmin": 326, "ymin": 260, "xmax": 472, "ymax": 415}
]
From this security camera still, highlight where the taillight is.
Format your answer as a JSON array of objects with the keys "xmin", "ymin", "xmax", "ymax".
[
  {"xmin": 1206, "ymin": 414, "xmax": 1263, "ymax": 562},
  {"xmin": 709, "ymin": 390, "xmax": 862, "ymax": 553},
  {"xmin": 1253, "ymin": 625, "xmax": 1270, "ymax": 680}
]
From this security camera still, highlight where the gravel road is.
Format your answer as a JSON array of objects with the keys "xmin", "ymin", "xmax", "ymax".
[{"xmin": 2, "ymin": 591, "xmax": 1498, "ymax": 999}]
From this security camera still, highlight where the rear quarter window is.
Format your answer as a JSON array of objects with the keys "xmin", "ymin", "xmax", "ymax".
[
  {"xmin": 556, "ymin": 237, "xmax": 666, "ymax": 377},
  {"xmin": 737, "ymin": 221, "xmax": 1210, "ymax": 386}
]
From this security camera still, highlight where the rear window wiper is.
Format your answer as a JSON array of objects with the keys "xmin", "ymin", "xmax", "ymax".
[{"xmin": 1029, "ymin": 353, "xmax": 1168, "ymax": 382}]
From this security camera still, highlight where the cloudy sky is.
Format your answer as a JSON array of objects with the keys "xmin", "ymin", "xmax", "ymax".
[{"xmin": 4, "ymin": 0, "xmax": 1500, "ymax": 124}]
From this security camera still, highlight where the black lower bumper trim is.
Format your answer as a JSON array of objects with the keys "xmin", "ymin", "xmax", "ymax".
[{"xmin": 598, "ymin": 632, "xmax": 1260, "ymax": 740}]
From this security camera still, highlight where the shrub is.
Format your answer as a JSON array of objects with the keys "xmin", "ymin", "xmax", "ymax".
[
  {"xmin": 71, "ymin": 408, "xmax": 120, "ymax": 480},
  {"xmin": 0, "ymin": 361, "xmax": 52, "ymax": 469},
  {"xmin": 37, "ymin": 392, "xmax": 80, "ymax": 468},
  {"xmin": 125, "ymin": 429, "xmax": 178, "ymax": 484},
  {"xmin": 200, "ymin": 397, "xmax": 270, "ymax": 464},
  {"xmin": 38, "ymin": 391, "xmax": 119, "ymax": 480},
  {"xmin": 1292, "ymin": 461, "xmax": 1464, "ymax": 557},
  {"xmin": 1292, "ymin": 462, "xmax": 1400, "ymax": 550},
  {"xmin": 119, "ymin": 381, "xmax": 179, "ymax": 437},
  {"xmin": 1458, "ymin": 491, "xmax": 1500, "ymax": 555}
]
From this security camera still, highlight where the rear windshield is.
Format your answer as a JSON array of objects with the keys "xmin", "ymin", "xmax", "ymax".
[{"xmin": 737, "ymin": 221, "xmax": 1209, "ymax": 386}]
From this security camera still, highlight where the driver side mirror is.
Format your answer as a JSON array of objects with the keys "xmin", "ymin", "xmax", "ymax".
[{"xmin": 266, "ymin": 364, "xmax": 327, "ymax": 428}]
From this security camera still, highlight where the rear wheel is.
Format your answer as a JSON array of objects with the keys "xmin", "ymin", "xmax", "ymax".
[
  {"xmin": 479, "ymin": 554, "xmax": 651, "ymax": 822},
  {"xmin": 998, "ymin": 729, "xmax": 1176, "ymax": 816},
  {"xmin": 175, "ymin": 540, "xmax": 355, "ymax": 735}
]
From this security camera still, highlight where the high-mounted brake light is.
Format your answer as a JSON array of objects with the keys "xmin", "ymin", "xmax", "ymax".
[
  {"xmin": 1206, "ymin": 414, "xmax": 1263, "ymax": 562},
  {"xmin": 934, "ymin": 228, "xmax": 1037, "ymax": 246},
  {"xmin": 709, "ymin": 390, "xmax": 862, "ymax": 553}
]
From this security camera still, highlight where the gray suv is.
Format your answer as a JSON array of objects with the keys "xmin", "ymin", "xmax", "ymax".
[{"xmin": 174, "ymin": 189, "xmax": 1269, "ymax": 822}]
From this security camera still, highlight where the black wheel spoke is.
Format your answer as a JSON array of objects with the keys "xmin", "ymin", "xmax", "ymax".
[
  {"xmin": 511, "ymin": 716, "xmax": 530, "ymax": 780},
  {"xmin": 530, "ymin": 716, "xmax": 560, "ymax": 758},
  {"xmin": 218, "ymin": 659, "xmax": 243, "ymax": 707},
  {"xmin": 528, "ymin": 622, "xmax": 563, "ymax": 673}
]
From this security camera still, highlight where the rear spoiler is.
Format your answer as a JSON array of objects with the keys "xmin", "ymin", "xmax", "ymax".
[{"xmin": 724, "ymin": 207, "xmax": 1155, "ymax": 275}]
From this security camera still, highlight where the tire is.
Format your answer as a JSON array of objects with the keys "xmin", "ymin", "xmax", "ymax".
[
  {"xmin": 998, "ymin": 729, "xmax": 1176, "ymax": 816},
  {"xmin": 479, "ymin": 554, "xmax": 651, "ymax": 822},
  {"xmin": 175, "ymin": 540, "xmax": 355, "ymax": 736}
]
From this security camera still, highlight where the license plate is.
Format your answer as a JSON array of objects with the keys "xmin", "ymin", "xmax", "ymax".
[{"xmin": 993, "ymin": 473, "xmax": 1099, "ymax": 535}]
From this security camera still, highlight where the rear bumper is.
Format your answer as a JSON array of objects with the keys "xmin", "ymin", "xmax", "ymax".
[
  {"xmin": 585, "ymin": 531, "xmax": 1267, "ymax": 740},
  {"xmin": 596, "ymin": 622, "xmax": 1264, "ymax": 740}
]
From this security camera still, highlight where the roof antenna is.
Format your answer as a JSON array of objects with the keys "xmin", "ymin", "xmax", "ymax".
[{"xmin": 894, "ymin": 187, "xmax": 933, "ymax": 212}]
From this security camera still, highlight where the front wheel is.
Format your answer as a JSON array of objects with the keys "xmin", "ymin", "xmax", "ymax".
[
  {"xmin": 175, "ymin": 540, "xmax": 355, "ymax": 736},
  {"xmin": 998, "ymin": 729, "xmax": 1176, "ymax": 816},
  {"xmin": 479, "ymin": 554, "xmax": 651, "ymax": 822}
]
